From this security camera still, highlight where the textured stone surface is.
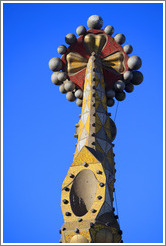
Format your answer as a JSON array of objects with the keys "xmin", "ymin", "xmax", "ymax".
[
  {"xmin": 87, "ymin": 15, "xmax": 103, "ymax": 29},
  {"xmin": 123, "ymin": 44, "xmax": 133, "ymax": 54},
  {"xmin": 127, "ymin": 55, "xmax": 142, "ymax": 70},
  {"xmin": 75, "ymin": 89, "xmax": 83, "ymax": 99},
  {"xmin": 51, "ymin": 72, "xmax": 61, "ymax": 85},
  {"xmin": 65, "ymin": 33, "xmax": 77, "ymax": 45},
  {"xmin": 114, "ymin": 33, "xmax": 126, "ymax": 45},
  {"xmin": 49, "ymin": 57, "xmax": 62, "ymax": 71},
  {"xmin": 64, "ymin": 81, "xmax": 75, "ymax": 91},
  {"xmin": 66, "ymin": 91, "xmax": 76, "ymax": 102},
  {"xmin": 76, "ymin": 25, "xmax": 86, "ymax": 36},
  {"xmin": 104, "ymin": 25, "xmax": 114, "ymax": 35},
  {"xmin": 123, "ymin": 70, "xmax": 133, "ymax": 82},
  {"xmin": 59, "ymin": 84, "xmax": 67, "ymax": 94},
  {"xmin": 57, "ymin": 45, "xmax": 67, "ymax": 55},
  {"xmin": 58, "ymin": 72, "xmax": 67, "ymax": 82},
  {"xmin": 76, "ymin": 98, "xmax": 82, "ymax": 107}
]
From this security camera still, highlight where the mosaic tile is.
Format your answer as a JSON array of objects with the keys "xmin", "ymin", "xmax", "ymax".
[
  {"xmin": 96, "ymin": 102, "xmax": 106, "ymax": 114},
  {"xmin": 96, "ymin": 112, "xmax": 108, "ymax": 125},
  {"xmin": 96, "ymin": 126, "xmax": 107, "ymax": 140},
  {"xmin": 72, "ymin": 146, "xmax": 99, "ymax": 166},
  {"xmin": 79, "ymin": 127, "xmax": 88, "ymax": 140},
  {"xmin": 77, "ymin": 138, "xmax": 87, "ymax": 152},
  {"xmin": 96, "ymin": 138, "xmax": 107, "ymax": 152}
]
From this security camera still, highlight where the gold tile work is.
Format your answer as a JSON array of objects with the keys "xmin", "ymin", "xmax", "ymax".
[
  {"xmin": 78, "ymin": 127, "xmax": 83, "ymax": 139},
  {"xmin": 79, "ymin": 118, "xmax": 84, "ymax": 131},
  {"xmin": 73, "ymin": 148, "xmax": 79, "ymax": 160},
  {"xmin": 61, "ymin": 51, "xmax": 121, "ymax": 243},
  {"xmin": 81, "ymin": 230, "xmax": 91, "ymax": 242},
  {"xmin": 87, "ymin": 99, "xmax": 91, "ymax": 109},
  {"xmin": 85, "ymin": 114, "xmax": 90, "ymax": 133},
  {"xmin": 72, "ymin": 146, "xmax": 99, "ymax": 166},
  {"xmin": 65, "ymin": 232, "xmax": 75, "ymax": 243}
]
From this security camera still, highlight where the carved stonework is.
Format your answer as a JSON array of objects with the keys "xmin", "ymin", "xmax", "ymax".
[{"xmin": 49, "ymin": 14, "xmax": 143, "ymax": 243}]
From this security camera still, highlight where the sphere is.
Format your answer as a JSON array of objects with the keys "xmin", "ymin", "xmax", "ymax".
[
  {"xmin": 114, "ymin": 80, "xmax": 125, "ymax": 91},
  {"xmin": 106, "ymin": 89, "xmax": 115, "ymax": 98},
  {"xmin": 66, "ymin": 91, "xmax": 76, "ymax": 102},
  {"xmin": 75, "ymin": 89, "xmax": 83, "ymax": 99},
  {"xmin": 95, "ymin": 229, "xmax": 113, "ymax": 243},
  {"xmin": 65, "ymin": 33, "xmax": 77, "ymax": 45},
  {"xmin": 70, "ymin": 235, "xmax": 89, "ymax": 243},
  {"xmin": 131, "ymin": 71, "xmax": 143, "ymax": 85},
  {"xmin": 107, "ymin": 98, "xmax": 115, "ymax": 107},
  {"xmin": 114, "ymin": 33, "xmax": 126, "ymax": 45},
  {"xmin": 57, "ymin": 72, "xmax": 67, "ymax": 82},
  {"xmin": 48, "ymin": 57, "xmax": 62, "ymax": 71},
  {"xmin": 104, "ymin": 25, "xmax": 114, "ymax": 35},
  {"xmin": 125, "ymin": 83, "xmax": 134, "ymax": 93},
  {"xmin": 57, "ymin": 45, "xmax": 67, "ymax": 55},
  {"xmin": 59, "ymin": 84, "xmax": 66, "ymax": 94},
  {"xmin": 64, "ymin": 80, "xmax": 75, "ymax": 91},
  {"xmin": 76, "ymin": 25, "xmax": 86, "ymax": 35},
  {"xmin": 127, "ymin": 55, "xmax": 142, "ymax": 70},
  {"xmin": 123, "ymin": 71, "xmax": 133, "ymax": 82},
  {"xmin": 87, "ymin": 15, "xmax": 103, "ymax": 29},
  {"xmin": 76, "ymin": 98, "xmax": 83, "ymax": 107},
  {"xmin": 51, "ymin": 72, "xmax": 61, "ymax": 85},
  {"xmin": 123, "ymin": 44, "xmax": 133, "ymax": 54},
  {"xmin": 115, "ymin": 91, "xmax": 126, "ymax": 101}
]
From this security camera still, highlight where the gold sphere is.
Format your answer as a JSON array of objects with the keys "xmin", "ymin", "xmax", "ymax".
[
  {"xmin": 95, "ymin": 228, "xmax": 113, "ymax": 243},
  {"xmin": 70, "ymin": 234, "xmax": 89, "ymax": 243}
]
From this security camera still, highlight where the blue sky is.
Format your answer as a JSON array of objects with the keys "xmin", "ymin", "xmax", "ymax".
[{"xmin": 3, "ymin": 2, "xmax": 163, "ymax": 244}]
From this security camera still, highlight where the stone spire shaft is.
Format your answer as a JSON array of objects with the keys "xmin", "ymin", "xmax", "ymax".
[{"xmin": 74, "ymin": 52, "xmax": 114, "ymax": 171}]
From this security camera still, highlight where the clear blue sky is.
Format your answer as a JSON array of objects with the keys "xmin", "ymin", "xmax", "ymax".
[{"xmin": 3, "ymin": 2, "xmax": 163, "ymax": 244}]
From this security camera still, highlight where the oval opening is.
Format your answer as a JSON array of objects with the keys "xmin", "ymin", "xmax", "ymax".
[{"xmin": 70, "ymin": 169, "xmax": 97, "ymax": 217}]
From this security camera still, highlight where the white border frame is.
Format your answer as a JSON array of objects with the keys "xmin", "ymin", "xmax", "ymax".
[{"xmin": 1, "ymin": 1, "xmax": 165, "ymax": 245}]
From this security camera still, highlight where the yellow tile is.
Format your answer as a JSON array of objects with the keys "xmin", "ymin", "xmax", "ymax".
[
  {"xmin": 79, "ymin": 118, "xmax": 84, "ymax": 130},
  {"xmin": 86, "ymin": 99, "xmax": 91, "ymax": 109},
  {"xmin": 81, "ymin": 230, "xmax": 91, "ymax": 242},
  {"xmin": 78, "ymin": 127, "xmax": 83, "ymax": 139},
  {"xmin": 85, "ymin": 114, "xmax": 90, "ymax": 133},
  {"xmin": 73, "ymin": 147, "xmax": 79, "ymax": 159},
  {"xmin": 72, "ymin": 146, "xmax": 99, "ymax": 166}
]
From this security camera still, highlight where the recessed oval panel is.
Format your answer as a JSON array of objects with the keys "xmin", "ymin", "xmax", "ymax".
[{"xmin": 70, "ymin": 169, "xmax": 97, "ymax": 217}]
